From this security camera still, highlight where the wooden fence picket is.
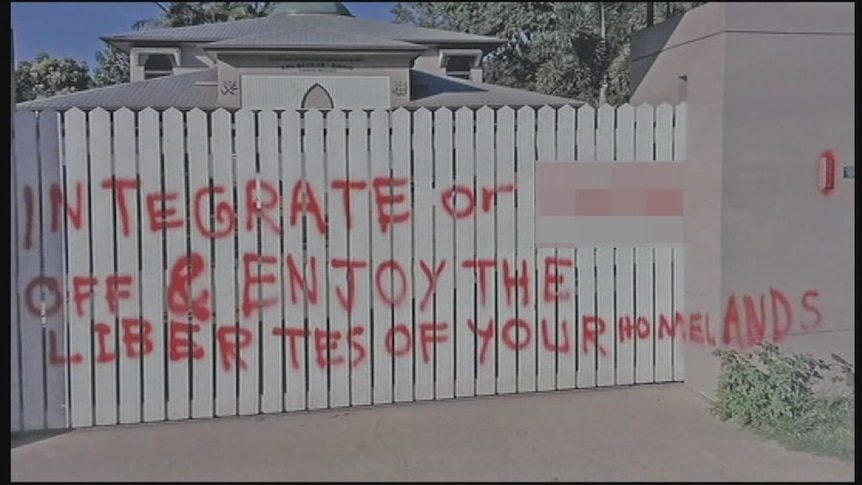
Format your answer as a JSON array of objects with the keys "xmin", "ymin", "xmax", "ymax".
[
  {"xmin": 615, "ymin": 104, "xmax": 637, "ymax": 386},
  {"xmin": 453, "ymin": 107, "xmax": 477, "ymax": 398},
  {"xmin": 432, "ymin": 108, "xmax": 456, "ymax": 400},
  {"xmin": 515, "ymin": 106, "xmax": 537, "ymax": 393},
  {"xmin": 33, "ymin": 112, "xmax": 67, "ymax": 429},
  {"xmin": 63, "ymin": 109, "xmax": 94, "ymax": 428},
  {"xmin": 495, "ymin": 107, "xmax": 517, "ymax": 395},
  {"xmin": 554, "ymin": 105, "xmax": 577, "ymax": 391},
  {"xmin": 13, "ymin": 111, "xmax": 47, "ymax": 430},
  {"xmin": 113, "ymin": 108, "xmax": 143, "ymax": 424},
  {"xmin": 391, "ymin": 108, "xmax": 414, "ymax": 403},
  {"xmin": 654, "ymin": 103, "xmax": 676, "ymax": 382},
  {"xmin": 280, "ymin": 110, "xmax": 307, "ymax": 412},
  {"xmin": 163, "ymin": 108, "xmax": 191, "ymax": 421},
  {"xmin": 412, "ymin": 108, "xmax": 435, "ymax": 402},
  {"xmin": 536, "ymin": 106, "xmax": 557, "ymax": 392},
  {"xmin": 474, "ymin": 106, "xmax": 496, "ymax": 396},
  {"xmin": 303, "ymin": 109, "xmax": 329, "ymax": 410},
  {"xmin": 345, "ymin": 109, "xmax": 372, "ymax": 407},
  {"xmin": 369, "ymin": 109, "xmax": 394, "ymax": 405},
  {"xmin": 635, "ymin": 104, "xmax": 657, "ymax": 384},
  {"xmin": 325, "ymin": 109, "xmax": 352, "ymax": 408},
  {"xmin": 186, "ymin": 108, "xmax": 215, "ymax": 419},
  {"xmin": 138, "ymin": 108, "xmax": 166, "ymax": 423},
  {"xmin": 596, "ymin": 104, "xmax": 617, "ymax": 387},
  {"xmin": 11, "ymin": 109, "xmax": 22, "ymax": 432},
  {"xmin": 211, "ymin": 109, "xmax": 239, "ymax": 417},
  {"xmin": 575, "ymin": 105, "xmax": 597, "ymax": 389},
  {"xmin": 257, "ymin": 109, "xmax": 284, "ymax": 414}
]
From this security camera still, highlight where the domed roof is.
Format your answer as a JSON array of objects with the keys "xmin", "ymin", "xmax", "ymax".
[{"xmin": 269, "ymin": 2, "xmax": 353, "ymax": 17}]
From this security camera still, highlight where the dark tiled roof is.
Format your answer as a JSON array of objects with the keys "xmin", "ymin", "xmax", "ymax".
[
  {"xmin": 105, "ymin": 13, "xmax": 504, "ymax": 47},
  {"xmin": 16, "ymin": 69, "xmax": 219, "ymax": 110},
  {"xmin": 204, "ymin": 27, "xmax": 426, "ymax": 51}
]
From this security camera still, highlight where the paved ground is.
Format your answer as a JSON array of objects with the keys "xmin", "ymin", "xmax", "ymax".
[{"xmin": 10, "ymin": 383, "xmax": 854, "ymax": 482}]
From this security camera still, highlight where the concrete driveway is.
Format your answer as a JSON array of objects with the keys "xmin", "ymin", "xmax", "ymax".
[{"xmin": 10, "ymin": 383, "xmax": 854, "ymax": 482}]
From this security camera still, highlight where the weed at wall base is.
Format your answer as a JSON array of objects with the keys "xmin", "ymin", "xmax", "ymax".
[{"xmin": 711, "ymin": 342, "xmax": 854, "ymax": 462}]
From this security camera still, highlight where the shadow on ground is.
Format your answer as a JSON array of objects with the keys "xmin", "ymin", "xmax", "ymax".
[
  {"xmin": 11, "ymin": 429, "xmax": 71, "ymax": 449},
  {"xmin": 10, "ymin": 385, "xmax": 856, "ymax": 481}
]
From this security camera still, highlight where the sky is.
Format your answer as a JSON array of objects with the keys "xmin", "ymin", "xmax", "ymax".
[{"xmin": 11, "ymin": 2, "xmax": 397, "ymax": 70}]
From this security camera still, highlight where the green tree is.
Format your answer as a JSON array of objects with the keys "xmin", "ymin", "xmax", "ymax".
[
  {"xmin": 133, "ymin": 2, "xmax": 274, "ymax": 29},
  {"xmin": 15, "ymin": 52, "xmax": 92, "ymax": 102},
  {"xmin": 92, "ymin": 44, "xmax": 131, "ymax": 87},
  {"xmin": 392, "ymin": 1, "xmax": 706, "ymax": 105}
]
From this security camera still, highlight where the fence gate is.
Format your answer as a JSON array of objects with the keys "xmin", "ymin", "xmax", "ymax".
[{"xmin": 11, "ymin": 103, "xmax": 687, "ymax": 430}]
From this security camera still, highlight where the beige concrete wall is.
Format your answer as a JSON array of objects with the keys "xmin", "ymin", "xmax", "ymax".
[
  {"xmin": 630, "ymin": 2, "xmax": 855, "ymax": 398},
  {"xmin": 179, "ymin": 45, "xmax": 215, "ymax": 69},
  {"xmin": 222, "ymin": 53, "xmax": 415, "ymax": 70},
  {"xmin": 217, "ymin": 56, "xmax": 413, "ymax": 108},
  {"xmin": 413, "ymin": 47, "xmax": 442, "ymax": 73},
  {"xmin": 130, "ymin": 65, "xmax": 144, "ymax": 83},
  {"xmin": 720, "ymin": 6, "xmax": 855, "ymax": 363}
]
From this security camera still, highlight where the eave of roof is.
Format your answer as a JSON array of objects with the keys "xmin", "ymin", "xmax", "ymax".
[
  {"xmin": 408, "ymin": 70, "xmax": 582, "ymax": 109},
  {"xmin": 102, "ymin": 13, "xmax": 506, "ymax": 50},
  {"xmin": 16, "ymin": 67, "xmax": 582, "ymax": 112},
  {"xmin": 15, "ymin": 69, "xmax": 220, "ymax": 111}
]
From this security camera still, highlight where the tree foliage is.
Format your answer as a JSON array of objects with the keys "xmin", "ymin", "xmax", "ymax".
[
  {"xmin": 392, "ymin": 1, "xmax": 707, "ymax": 105},
  {"xmin": 92, "ymin": 44, "xmax": 131, "ymax": 87},
  {"xmin": 133, "ymin": 2, "xmax": 274, "ymax": 29},
  {"xmin": 15, "ymin": 52, "xmax": 92, "ymax": 102}
]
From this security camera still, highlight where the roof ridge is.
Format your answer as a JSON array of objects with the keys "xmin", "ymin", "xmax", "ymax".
[
  {"xmin": 324, "ymin": 15, "xmax": 504, "ymax": 43},
  {"xmin": 216, "ymin": 25, "xmax": 407, "ymax": 41}
]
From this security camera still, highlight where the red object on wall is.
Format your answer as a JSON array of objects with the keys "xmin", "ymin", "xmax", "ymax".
[{"xmin": 819, "ymin": 150, "xmax": 836, "ymax": 195}]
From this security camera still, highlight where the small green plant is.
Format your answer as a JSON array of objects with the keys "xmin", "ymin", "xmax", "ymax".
[{"xmin": 711, "ymin": 342, "xmax": 854, "ymax": 462}]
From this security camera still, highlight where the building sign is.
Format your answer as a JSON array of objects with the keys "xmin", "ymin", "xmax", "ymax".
[
  {"xmin": 391, "ymin": 81, "xmax": 408, "ymax": 97},
  {"xmin": 268, "ymin": 57, "xmax": 361, "ymax": 72},
  {"xmin": 220, "ymin": 80, "xmax": 238, "ymax": 97}
]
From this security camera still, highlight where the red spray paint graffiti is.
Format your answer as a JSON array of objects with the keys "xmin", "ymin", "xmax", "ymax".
[
  {"xmin": 22, "ymin": 177, "xmax": 518, "ymax": 247},
  {"xmin": 234, "ymin": 253, "xmax": 573, "ymax": 314},
  {"xmin": 23, "ymin": 276, "xmax": 63, "ymax": 318},
  {"xmin": 42, "ymin": 244, "xmax": 826, "ymax": 372},
  {"xmin": 29, "ymin": 167, "xmax": 828, "ymax": 374},
  {"xmin": 46, "ymin": 284, "xmax": 823, "ymax": 370}
]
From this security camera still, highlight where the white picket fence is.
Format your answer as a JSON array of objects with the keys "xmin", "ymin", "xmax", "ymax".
[{"xmin": 11, "ymin": 103, "xmax": 687, "ymax": 430}]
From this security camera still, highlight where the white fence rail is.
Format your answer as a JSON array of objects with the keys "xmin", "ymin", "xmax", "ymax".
[{"xmin": 11, "ymin": 104, "xmax": 687, "ymax": 430}]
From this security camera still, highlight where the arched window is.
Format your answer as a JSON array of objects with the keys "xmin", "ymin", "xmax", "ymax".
[
  {"xmin": 301, "ymin": 83, "xmax": 334, "ymax": 109},
  {"xmin": 144, "ymin": 54, "xmax": 174, "ymax": 80}
]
